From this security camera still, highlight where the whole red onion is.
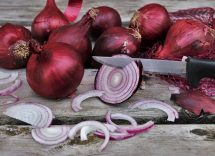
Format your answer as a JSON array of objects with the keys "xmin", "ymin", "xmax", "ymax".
[
  {"xmin": 48, "ymin": 9, "xmax": 98, "ymax": 64},
  {"xmin": 90, "ymin": 6, "xmax": 122, "ymax": 40},
  {"xmin": 155, "ymin": 19, "xmax": 215, "ymax": 60},
  {"xmin": 27, "ymin": 41, "xmax": 84, "ymax": 99},
  {"xmin": 129, "ymin": 3, "xmax": 171, "ymax": 45},
  {"xmin": 0, "ymin": 23, "xmax": 32, "ymax": 69},
  {"xmin": 92, "ymin": 27, "xmax": 141, "ymax": 57},
  {"xmin": 31, "ymin": 0, "xmax": 70, "ymax": 42}
]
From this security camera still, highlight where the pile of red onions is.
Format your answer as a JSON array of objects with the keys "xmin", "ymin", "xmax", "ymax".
[
  {"xmin": 27, "ymin": 41, "xmax": 84, "ymax": 99},
  {"xmin": 90, "ymin": 6, "xmax": 122, "ymax": 40},
  {"xmin": 93, "ymin": 27, "xmax": 141, "ymax": 57},
  {"xmin": 129, "ymin": 3, "xmax": 171, "ymax": 45},
  {"xmin": 0, "ymin": 23, "xmax": 32, "ymax": 69},
  {"xmin": 48, "ymin": 8, "xmax": 98, "ymax": 64}
]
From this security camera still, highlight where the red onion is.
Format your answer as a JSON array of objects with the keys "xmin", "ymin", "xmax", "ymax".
[
  {"xmin": 71, "ymin": 90, "xmax": 104, "ymax": 112},
  {"xmin": 170, "ymin": 7, "xmax": 215, "ymax": 27},
  {"xmin": 155, "ymin": 19, "xmax": 215, "ymax": 60},
  {"xmin": 32, "ymin": 126, "xmax": 70, "ymax": 145},
  {"xmin": 48, "ymin": 9, "xmax": 98, "ymax": 64},
  {"xmin": 64, "ymin": 0, "xmax": 83, "ymax": 22},
  {"xmin": 95, "ymin": 55, "xmax": 142, "ymax": 104},
  {"xmin": 171, "ymin": 91, "xmax": 215, "ymax": 116},
  {"xmin": 129, "ymin": 100, "xmax": 179, "ymax": 122},
  {"xmin": 3, "ymin": 103, "xmax": 54, "ymax": 128},
  {"xmin": 31, "ymin": 0, "xmax": 70, "ymax": 42},
  {"xmin": 0, "ymin": 72, "xmax": 18, "ymax": 85},
  {"xmin": 93, "ymin": 27, "xmax": 141, "ymax": 57},
  {"xmin": 0, "ymin": 23, "xmax": 32, "ymax": 69},
  {"xmin": 90, "ymin": 6, "xmax": 122, "ymax": 40},
  {"xmin": 27, "ymin": 41, "xmax": 84, "ymax": 99},
  {"xmin": 129, "ymin": 3, "xmax": 171, "ymax": 45},
  {"xmin": 68, "ymin": 121, "xmax": 110, "ymax": 152}
]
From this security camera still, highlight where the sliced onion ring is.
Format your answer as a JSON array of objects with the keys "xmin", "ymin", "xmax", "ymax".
[
  {"xmin": 71, "ymin": 90, "xmax": 104, "ymax": 112},
  {"xmin": 0, "ymin": 79, "xmax": 22, "ymax": 96},
  {"xmin": 0, "ymin": 72, "xmax": 18, "ymax": 85},
  {"xmin": 3, "ymin": 103, "xmax": 54, "ymax": 128},
  {"xmin": 129, "ymin": 100, "xmax": 179, "ymax": 122},
  {"xmin": 95, "ymin": 55, "xmax": 142, "ymax": 104},
  {"xmin": 68, "ymin": 121, "xmax": 110, "ymax": 151},
  {"xmin": 32, "ymin": 126, "xmax": 70, "ymax": 145},
  {"xmin": 105, "ymin": 111, "xmax": 138, "ymax": 129},
  {"xmin": 64, "ymin": 0, "xmax": 83, "ymax": 22},
  {"xmin": 0, "ymin": 71, "xmax": 10, "ymax": 79},
  {"xmin": 123, "ymin": 121, "xmax": 154, "ymax": 134}
]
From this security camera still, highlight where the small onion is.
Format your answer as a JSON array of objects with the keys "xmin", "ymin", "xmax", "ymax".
[
  {"xmin": 32, "ymin": 126, "xmax": 70, "ymax": 145},
  {"xmin": 3, "ymin": 103, "xmax": 54, "ymax": 128},
  {"xmin": 95, "ymin": 55, "xmax": 142, "ymax": 104},
  {"xmin": 68, "ymin": 121, "xmax": 110, "ymax": 151},
  {"xmin": 129, "ymin": 100, "xmax": 179, "ymax": 122}
]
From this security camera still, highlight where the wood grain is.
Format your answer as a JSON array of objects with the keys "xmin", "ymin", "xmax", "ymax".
[
  {"xmin": 0, "ymin": 125, "xmax": 214, "ymax": 156},
  {"xmin": 0, "ymin": 0, "xmax": 214, "ymax": 25},
  {"xmin": 1, "ymin": 69, "xmax": 214, "ymax": 125}
]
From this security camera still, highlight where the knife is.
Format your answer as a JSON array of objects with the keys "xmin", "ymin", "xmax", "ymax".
[{"xmin": 93, "ymin": 56, "xmax": 215, "ymax": 88}]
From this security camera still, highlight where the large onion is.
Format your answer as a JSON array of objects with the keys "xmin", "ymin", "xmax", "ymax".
[
  {"xmin": 27, "ymin": 41, "xmax": 84, "ymax": 99},
  {"xmin": 95, "ymin": 55, "xmax": 142, "ymax": 104}
]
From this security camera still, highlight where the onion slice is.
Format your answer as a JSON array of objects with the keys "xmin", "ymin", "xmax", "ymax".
[
  {"xmin": 64, "ymin": 0, "xmax": 83, "ymax": 22},
  {"xmin": 0, "ymin": 72, "xmax": 18, "ymax": 85},
  {"xmin": 3, "ymin": 103, "xmax": 54, "ymax": 128},
  {"xmin": 95, "ymin": 55, "xmax": 142, "ymax": 104},
  {"xmin": 129, "ymin": 100, "xmax": 179, "ymax": 122},
  {"xmin": 71, "ymin": 90, "xmax": 104, "ymax": 112},
  {"xmin": 105, "ymin": 111, "xmax": 138, "ymax": 129},
  {"xmin": 68, "ymin": 121, "xmax": 110, "ymax": 151},
  {"xmin": 0, "ymin": 71, "xmax": 10, "ymax": 79},
  {"xmin": 123, "ymin": 121, "xmax": 154, "ymax": 134},
  {"xmin": 0, "ymin": 94, "xmax": 19, "ymax": 106},
  {"xmin": 0, "ymin": 79, "xmax": 22, "ymax": 96},
  {"xmin": 94, "ymin": 131, "xmax": 135, "ymax": 141},
  {"xmin": 32, "ymin": 126, "xmax": 70, "ymax": 145}
]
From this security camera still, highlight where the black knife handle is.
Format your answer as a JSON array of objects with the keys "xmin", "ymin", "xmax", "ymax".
[{"xmin": 186, "ymin": 57, "xmax": 215, "ymax": 88}]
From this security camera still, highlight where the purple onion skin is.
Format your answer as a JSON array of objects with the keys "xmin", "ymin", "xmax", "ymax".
[
  {"xmin": 90, "ymin": 6, "xmax": 122, "ymax": 40},
  {"xmin": 92, "ymin": 27, "xmax": 141, "ymax": 57}
]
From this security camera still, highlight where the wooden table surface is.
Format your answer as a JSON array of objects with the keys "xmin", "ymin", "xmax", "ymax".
[{"xmin": 0, "ymin": 0, "xmax": 215, "ymax": 156}]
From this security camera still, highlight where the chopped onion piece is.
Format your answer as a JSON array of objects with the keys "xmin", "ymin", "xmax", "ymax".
[
  {"xmin": 0, "ymin": 79, "xmax": 22, "ymax": 96},
  {"xmin": 95, "ymin": 55, "xmax": 142, "ymax": 104},
  {"xmin": 94, "ymin": 131, "xmax": 135, "ymax": 141},
  {"xmin": 32, "ymin": 126, "xmax": 70, "ymax": 145},
  {"xmin": 3, "ymin": 103, "xmax": 54, "ymax": 128},
  {"xmin": 71, "ymin": 90, "xmax": 104, "ymax": 112},
  {"xmin": 105, "ymin": 111, "xmax": 138, "ymax": 129},
  {"xmin": 68, "ymin": 121, "xmax": 110, "ymax": 151},
  {"xmin": 0, "ymin": 72, "xmax": 18, "ymax": 84},
  {"xmin": 129, "ymin": 100, "xmax": 179, "ymax": 121}
]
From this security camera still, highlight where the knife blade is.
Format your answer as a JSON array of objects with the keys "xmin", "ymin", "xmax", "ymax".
[
  {"xmin": 93, "ymin": 56, "xmax": 187, "ymax": 76},
  {"xmin": 93, "ymin": 56, "xmax": 215, "ymax": 88}
]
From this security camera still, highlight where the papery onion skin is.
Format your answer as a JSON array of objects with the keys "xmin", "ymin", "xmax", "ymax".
[
  {"xmin": 27, "ymin": 42, "xmax": 84, "ymax": 99},
  {"xmin": 48, "ymin": 9, "xmax": 97, "ymax": 64},
  {"xmin": 171, "ymin": 91, "xmax": 215, "ymax": 116},
  {"xmin": 155, "ymin": 19, "xmax": 215, "ymax": 60},
  {"xmin": 90, "ymin": 6, "xmax": 122, "ymax": 40},
  {"xmin": 31, "ymin": 0, "xmax": 70, "ymax": 42},
  {"xmin": 93, "ymin": 27, "xmax": 141, "ymax": 57},
  {"xmin": 0, "ymin": 23, "xmax": 32, "ymax": 69},
  {"xmin": 129, "ymin": 3, "xmax": 171, "ymax": 45}
]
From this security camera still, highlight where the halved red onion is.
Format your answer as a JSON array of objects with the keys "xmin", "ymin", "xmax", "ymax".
[
  {"xmin": 0, "ymin": 72, "xmax": 18, "ymax": 85},
  {"xmin": 3, "ymin": 103, "xmax": 54, "ymax": 128},
  {"xmin": 64, "ymin": 0, "xmax": 83, "ymax": 22},
  {"xmin": 129, "ymin": 100, "xmax": 179, "ymax": 122},
  {"xmin": 68, "ymin": 121, "xmax": 110, "ymax": 151},
  {"xmin": 32, "ymin": 126, "xmax": 70, "ymax": 145},
  {"xmin": 95, "ymin": 55, "xmax": 142, "ymax": 104},
  {"xmin": 94, "ymin": 131, "xmax": 135, "ymax": 141},
  {"xmin": 105, "ymin": 111, "xmax": 138, "ymax": 129},
  {"xmin": 71, "ymin": 90, "xmax": 104, "ymax": 112},
  {"xmin": 0, "ymin": 79, "xmax": 22, "ymax": 96}
]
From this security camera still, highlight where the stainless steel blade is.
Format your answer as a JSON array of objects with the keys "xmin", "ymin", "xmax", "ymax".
[{"xmin": 93, "ymin": 56, "xmax": 187, "ymax": 76}]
